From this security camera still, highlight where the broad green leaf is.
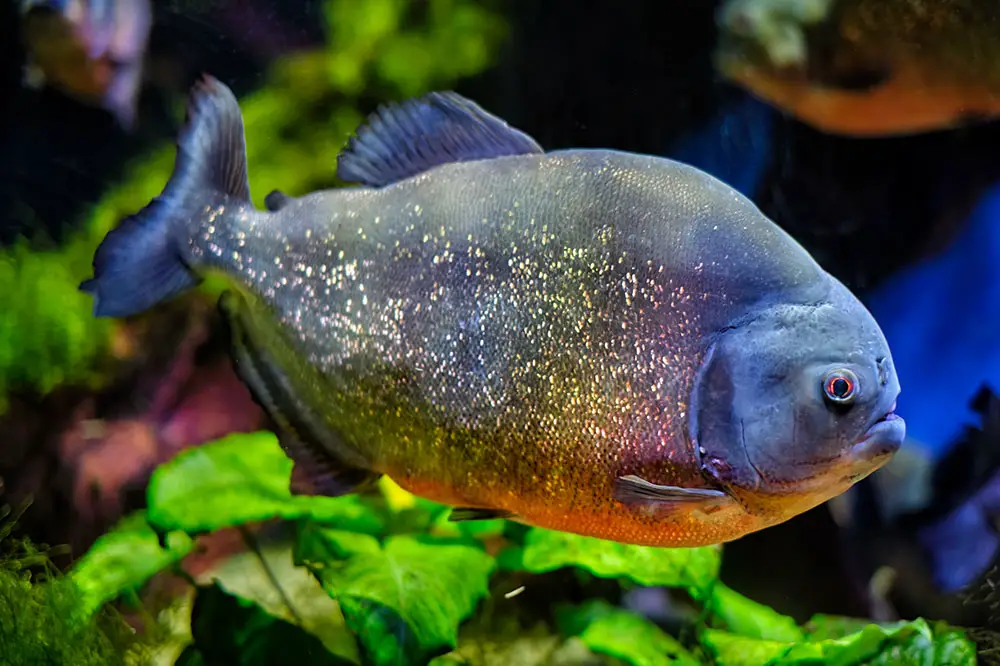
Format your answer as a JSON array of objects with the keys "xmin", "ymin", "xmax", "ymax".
[
  {"xmin": 182, "ymin": 582, "xmax": 355, "ymax": 665},
  {"xmin": 803, "ymin": 614, "xmax": 875, "ymax": 641},
  {"xmin": 377, "ymin": 480, "xmax": 504, "ymax": 539},
  {"xmin": 436, "ymin": 515, "xmax": 508, "ymax": 540},
  {"xmin": 707, "ymin": 583, "xmax": 804, "ymax": 642},
  {"xmin": 296, "ymin": 526, "xmax": 496, "ymax": 665},
  {"xmin": 375, "ymin": 489, "xmax": 452, "ymax": 536},
  {"xmin": 139, "ymin": 591, "xmax": 199, "ymax": 666},
  {"xmin": 428, "ymin": 599, "xmax": 623, "ymax": 666},
  {"xmin": 378, "ymin": 476, "xmax": 420, "ymax": 511},
  {"xmin": 146, "ymin": 432, "xmax": 385, "ymax": 535},
  {"xmin": 68, "ymin": 512, "xmax": 194, "ymax": 620},
  {"xmin": 556, "ymin": 599, "xmax": 700, "ymax": 666},
  {"xmin": 701, "ymin": 617, "xmax": 977, "ymax": 666},
  {"xmin": 803, "ymin": 616, "xmax": 976, "ymax": 665},
  {"xmin": 431, "ymin": 637, "xmax": 613, "ymax": 666},
  {"xmin": 499, "ymin": 527, "xmax": 720, "ymax": 597},
  {"xmin": 202, "ymin": 523, "xmax": 360, "ymax": 663},
  {"xmin": 699, "ymin": 630, "xmax": 794, "ymax": 665}
]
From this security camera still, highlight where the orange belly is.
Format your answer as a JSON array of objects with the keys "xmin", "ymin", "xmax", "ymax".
[{"xmin": 392, "ymin": 473, "xmax": 763, "ymax": 548}]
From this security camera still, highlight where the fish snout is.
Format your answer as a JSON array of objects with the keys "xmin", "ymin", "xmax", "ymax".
[{"xmin": 850, "ymin": 404, "xmax": 905, "ymax": 464}]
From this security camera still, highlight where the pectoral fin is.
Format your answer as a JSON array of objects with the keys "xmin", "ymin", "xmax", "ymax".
[{"xmin": 613, "ymin": 475, "xmax": 727, "ymax": 505}]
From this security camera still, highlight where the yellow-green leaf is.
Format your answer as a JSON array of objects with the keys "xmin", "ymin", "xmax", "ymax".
[
  {"xmin": 557, "ymin": 599, "xmax": 700, "ymax": 666},
  {"xmin": 500, "ymin": 527, "xmax": 721, "ymax": 598},
  {"xmin": 146, "ymin": 432, "xmax": 385, "ymax": 535},
  {"xmin": 297, "ymin": 526, "xmax": 495, "ymax": 665},
  {"xmin": 68, "ymin": 512, "xmax": 194, "ymax": 620},
  {"xmin": 701, "ymin": 617, "xmax": 976, "ymax": 666},
  {"xmin": 707, "ymin": 583, "xmax": 804, "ymax": 642}
]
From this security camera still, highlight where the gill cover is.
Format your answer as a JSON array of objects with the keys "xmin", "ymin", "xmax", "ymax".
[{"xmin": 690, "ymin": 339, "xmax": 762, "ymax": 494}]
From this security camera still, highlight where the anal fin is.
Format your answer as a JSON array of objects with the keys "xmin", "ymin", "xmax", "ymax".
[
  {"xmin": 448, "ymin": 507, "xmax": 515, "ymax": 522},
  {"xmin": 284, "ymin": 431, "xmax": 380, "ymax": 497},
  {"xmin": 219, "ymin": 292, "xmax": 380, "ymax": 497}
]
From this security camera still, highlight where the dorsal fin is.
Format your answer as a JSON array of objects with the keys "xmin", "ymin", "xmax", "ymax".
[{"xmin": 336, "ymin": 91, "xmax": 544, "ymax": 188}]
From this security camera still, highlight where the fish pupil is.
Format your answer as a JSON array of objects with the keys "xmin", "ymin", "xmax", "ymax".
[{"xmin": 822, "ymin": 370, "xmax": 858, "ymax": 409}]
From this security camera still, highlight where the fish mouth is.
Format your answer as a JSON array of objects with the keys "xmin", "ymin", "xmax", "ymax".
[{"xmin": 849, "ymin": 401, "xmax": 905, "ymax": 464}]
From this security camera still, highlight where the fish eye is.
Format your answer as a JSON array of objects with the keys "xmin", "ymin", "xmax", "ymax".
[{"xmin": 822, "ymin": 369, "xmax": 858, "ymax": 405}]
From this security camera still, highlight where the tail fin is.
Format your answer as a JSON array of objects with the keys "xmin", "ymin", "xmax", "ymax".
[{"xmin": 80, "ymin": 74, "xmax": 251, "ymax": 318}]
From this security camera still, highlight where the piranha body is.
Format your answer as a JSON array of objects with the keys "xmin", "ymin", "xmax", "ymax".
[{"xmin": 81, "ymin": 76, "xmax": 905, "ymax": 547}]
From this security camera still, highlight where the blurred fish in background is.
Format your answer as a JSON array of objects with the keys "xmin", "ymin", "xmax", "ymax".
[
  {"xmin": 19, "ymin": 0, "xmax": 153, "ymax": 131},
  {"xmin": 714, "ymin": 0, "xmax": 1000, "ymax": 137}
]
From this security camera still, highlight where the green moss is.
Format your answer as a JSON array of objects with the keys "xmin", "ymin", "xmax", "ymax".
[
  {"xmin": 0, "ymin": 498, "xmax": 144, "ymax": 665},
  {"xmin": 0, "ymin": 237, "xmax": 116, "ymax": 414},
  {"xmin": 0, "ymin": 571, "xmax": 134, "ymax": 666}
]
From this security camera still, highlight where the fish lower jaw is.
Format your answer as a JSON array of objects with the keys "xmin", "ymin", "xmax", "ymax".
[
  {"xmin": 851, "ymin": 408, "xmax": 905, "ymax": 465},
  {"xmin": 726, "ymin": 460, "xmax": 886, "ymax": 519}
]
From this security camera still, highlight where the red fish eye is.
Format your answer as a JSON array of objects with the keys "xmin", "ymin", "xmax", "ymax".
[{"xmin": 822, "ymin": 370, "xmax": 857, "ymax": 404}]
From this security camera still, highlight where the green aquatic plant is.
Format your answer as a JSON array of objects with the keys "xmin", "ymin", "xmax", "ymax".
[
  {"xmin": 65, "ymin": 431, "xmax": 980, "ymax": 666},
  {"xmin": 0, "ymin": 572, "xmax": 134, "ymax": 666},
  {"xmin": 0, "ymin": 0, "xmax": 507, "ymax": 414},
  {"xmin": 0, "ymin": 498, "xmax": 141, "ymax": 665},
  {"xmin": 0, "ymin": 237, "xmax": 116, "ymax": 414}
]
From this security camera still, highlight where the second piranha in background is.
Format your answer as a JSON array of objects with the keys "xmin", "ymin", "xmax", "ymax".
[
  {"xmin": 19, "ymin": 0, "xmax": 152, "ymax": 130},
  {"xmin": 715, "ymin": 0, "xmax": 1000, "ymax": 136},
  {"xmin": 81, "ymin": 75, "xmax": 906, "ymax": 548}
]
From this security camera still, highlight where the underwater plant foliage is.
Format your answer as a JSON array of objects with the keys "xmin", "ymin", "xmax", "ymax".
[
  {"xmin": 0, "ymin": 570, "xmax": 128, "ymax": 665},
  {"xmin": 57, "ymin": 431, "xmax": 979, "ymax": 666},
  {"xmin": 0, "ymin": 238, "xmax": 116, "ymax": 415},
  {"xmin": 173, "ymin": 581, "xmax": 353, "ymax": 666},
  {"xmin": 0, "ymin": 499, "xmax": 145, "ymax": 665},
  {"xmin": 0, "ymin": 0, "xmax": 507, "ymax": 415}
]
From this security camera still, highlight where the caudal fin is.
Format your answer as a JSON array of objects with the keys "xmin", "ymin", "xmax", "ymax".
[{"xmin": 80, "ymin": 74, "xmax": 252, "ymax": 318}]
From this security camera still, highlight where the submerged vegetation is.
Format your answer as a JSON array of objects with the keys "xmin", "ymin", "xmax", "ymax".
[
  {"xmin": 0, "ymin": 497, "xmax": 139, "ymax": 665},
  {"xmin": 0, "ymin": 431, "xmax": 974, "ymax": 665}
]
